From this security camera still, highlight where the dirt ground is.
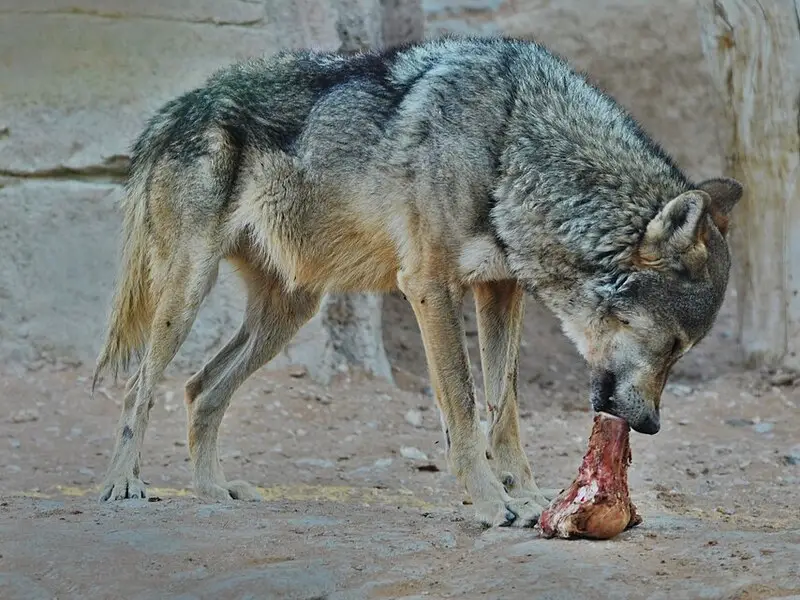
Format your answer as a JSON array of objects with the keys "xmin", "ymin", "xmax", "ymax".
[
  {"xmin": 2, "ymin": 292, "xmax": 799, "ymax": 599},
  {"xmin": 2, "ymin": 0, "xmax": 800, "ymax": 598}
]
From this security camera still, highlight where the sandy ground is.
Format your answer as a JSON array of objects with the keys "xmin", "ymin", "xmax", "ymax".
[
  {"xmin": 1, "ymin": 294, "xmax": 799, "ymax": 599},
  {"xmin": 2, "ymin": 0, "xmax": 800, "ymax": 598}
]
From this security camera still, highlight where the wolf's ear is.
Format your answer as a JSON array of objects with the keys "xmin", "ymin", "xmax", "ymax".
[
  {"xmin": 635, "ymin": 191, "xmax": 710, "ymax": 274},
  {"xmin": 696, "ymin": 177, "xmax": 743, "ymax": 236}
]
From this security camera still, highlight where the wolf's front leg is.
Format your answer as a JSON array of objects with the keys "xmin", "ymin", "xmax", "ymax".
[
  {"xmin": 399, "ymin": 272, "xmax": 540, "ymax": 527},
  {"xmin": 473, "ymin": 281, "xmax": 559, "ymax": 509}
]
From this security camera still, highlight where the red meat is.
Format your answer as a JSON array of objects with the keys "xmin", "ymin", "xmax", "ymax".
[{"xmin": 538, "ymin": 412, "xmax": 642, "ymax": 540}]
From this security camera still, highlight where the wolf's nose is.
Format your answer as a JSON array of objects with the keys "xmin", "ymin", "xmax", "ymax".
[{"xmin": 632, "ymin": 411, "xmax": 660, "ymax": 435}]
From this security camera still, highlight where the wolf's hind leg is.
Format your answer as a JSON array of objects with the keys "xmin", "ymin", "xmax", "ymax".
[
  {"xmin": 100, "ymin": 241, "xmax": 219, "ymax": 502},
  {"xmin": 184, "ymin": 263, "xmax": 321, "ymax": 502},
  {"xmin": 473, "ymin": 281, "xmax": 559, "ymax": 506}
]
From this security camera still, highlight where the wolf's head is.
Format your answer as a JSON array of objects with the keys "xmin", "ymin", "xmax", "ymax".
[{"xmin": 560, "ymin": 178, "xmax": 743, "ymax": 434}]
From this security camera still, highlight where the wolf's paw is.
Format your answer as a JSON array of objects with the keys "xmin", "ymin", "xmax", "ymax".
[
  {"xmin": 498, "ymin": 471, "xmax": 561, "ymax": 505},
  {"xmin": 99, "ymin": 475, "xmax": 148, "ymax": 502},
  {"xmin": 195, "ymin": 480, "xmax": 263, "ymax": 502},
  {"xmin": 472, "ymin": 496, "xmax": 545, "ymax": 528},
  {"xmin": 504, "ymin": 497, "xmax": 546, "ymax": 528}
]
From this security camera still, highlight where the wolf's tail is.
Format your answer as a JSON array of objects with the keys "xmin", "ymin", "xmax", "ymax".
[{"xmin": 92, "ymin": 157, "xmax": 158, "ymax": 392}]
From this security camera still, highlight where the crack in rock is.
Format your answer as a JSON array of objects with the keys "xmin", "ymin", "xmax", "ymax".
[
  {"xmin": 0, "ymin": 155, "xmax": 130, "ymax": 184},
  {"xmin": 0, "ymin": 8, "xmax": 265, "ymax": 28}
]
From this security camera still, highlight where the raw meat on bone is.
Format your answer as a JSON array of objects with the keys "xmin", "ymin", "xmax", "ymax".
[{"xmin": 538, "ymin": 412, "xmax": 642, "ymax": 540}]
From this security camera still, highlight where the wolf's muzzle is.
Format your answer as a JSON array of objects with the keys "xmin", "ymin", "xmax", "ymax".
[{"xmin": 590, "ymin": 369, "xmax": 616, "ymax": 412}]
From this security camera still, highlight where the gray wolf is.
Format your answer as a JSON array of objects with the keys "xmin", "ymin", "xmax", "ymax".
[{"xmin": 92, "ymin": 36, "xmax": 742, "ymax": 527}]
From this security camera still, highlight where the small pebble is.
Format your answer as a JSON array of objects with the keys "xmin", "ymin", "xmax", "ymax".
[
  {"xmin": 374, "ymin": 458, "xmax": 393, "ymax": 468},
  {"xmin": 753, "ymin": 422, "xmax": 774, "ymax": 434},
  {"xmin": 782, "ymin": 445, "xmax": 800, "ymax": 466},
  {"xmin": 404, "ymin": 409, "xmax": 423, "ymax": 428},
  {"xmin": 400, "ymin": 446, "xmax": 428, "ymax": 461},
  {"xmin": 769, "ymin": 371, "xmax": 796, "ymax": 386},
  {"xmin": 289, "ymin": 366, "xmax": 308, "ymax": 378},
  {"xmin": 10, "ymin": 409, "xmax": 39, "ymax": 423}
]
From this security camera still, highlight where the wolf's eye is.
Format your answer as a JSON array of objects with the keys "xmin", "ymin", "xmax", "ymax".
[{"xmin": 618, "ymin": 317, "xmax": 630, "ymax": 326}]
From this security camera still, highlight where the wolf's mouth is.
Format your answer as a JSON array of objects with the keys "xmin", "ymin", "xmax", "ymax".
[
  {"xmin": 591, "ymin": 394, "xmax": 613, "ymax": 412},
  {"xmin": 590, "ymin": 369, "xmax": 616, "ymax": 412}
]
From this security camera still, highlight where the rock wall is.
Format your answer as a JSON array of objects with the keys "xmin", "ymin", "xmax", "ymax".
[{"xmin": 0, "ymin": 0, "xmax": 724, "ymax": 372}]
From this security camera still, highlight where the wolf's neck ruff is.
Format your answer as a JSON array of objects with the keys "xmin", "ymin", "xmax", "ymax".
[{"xmin": 489, "ymin": 40, "xmax": 694, "ymax": 294}]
